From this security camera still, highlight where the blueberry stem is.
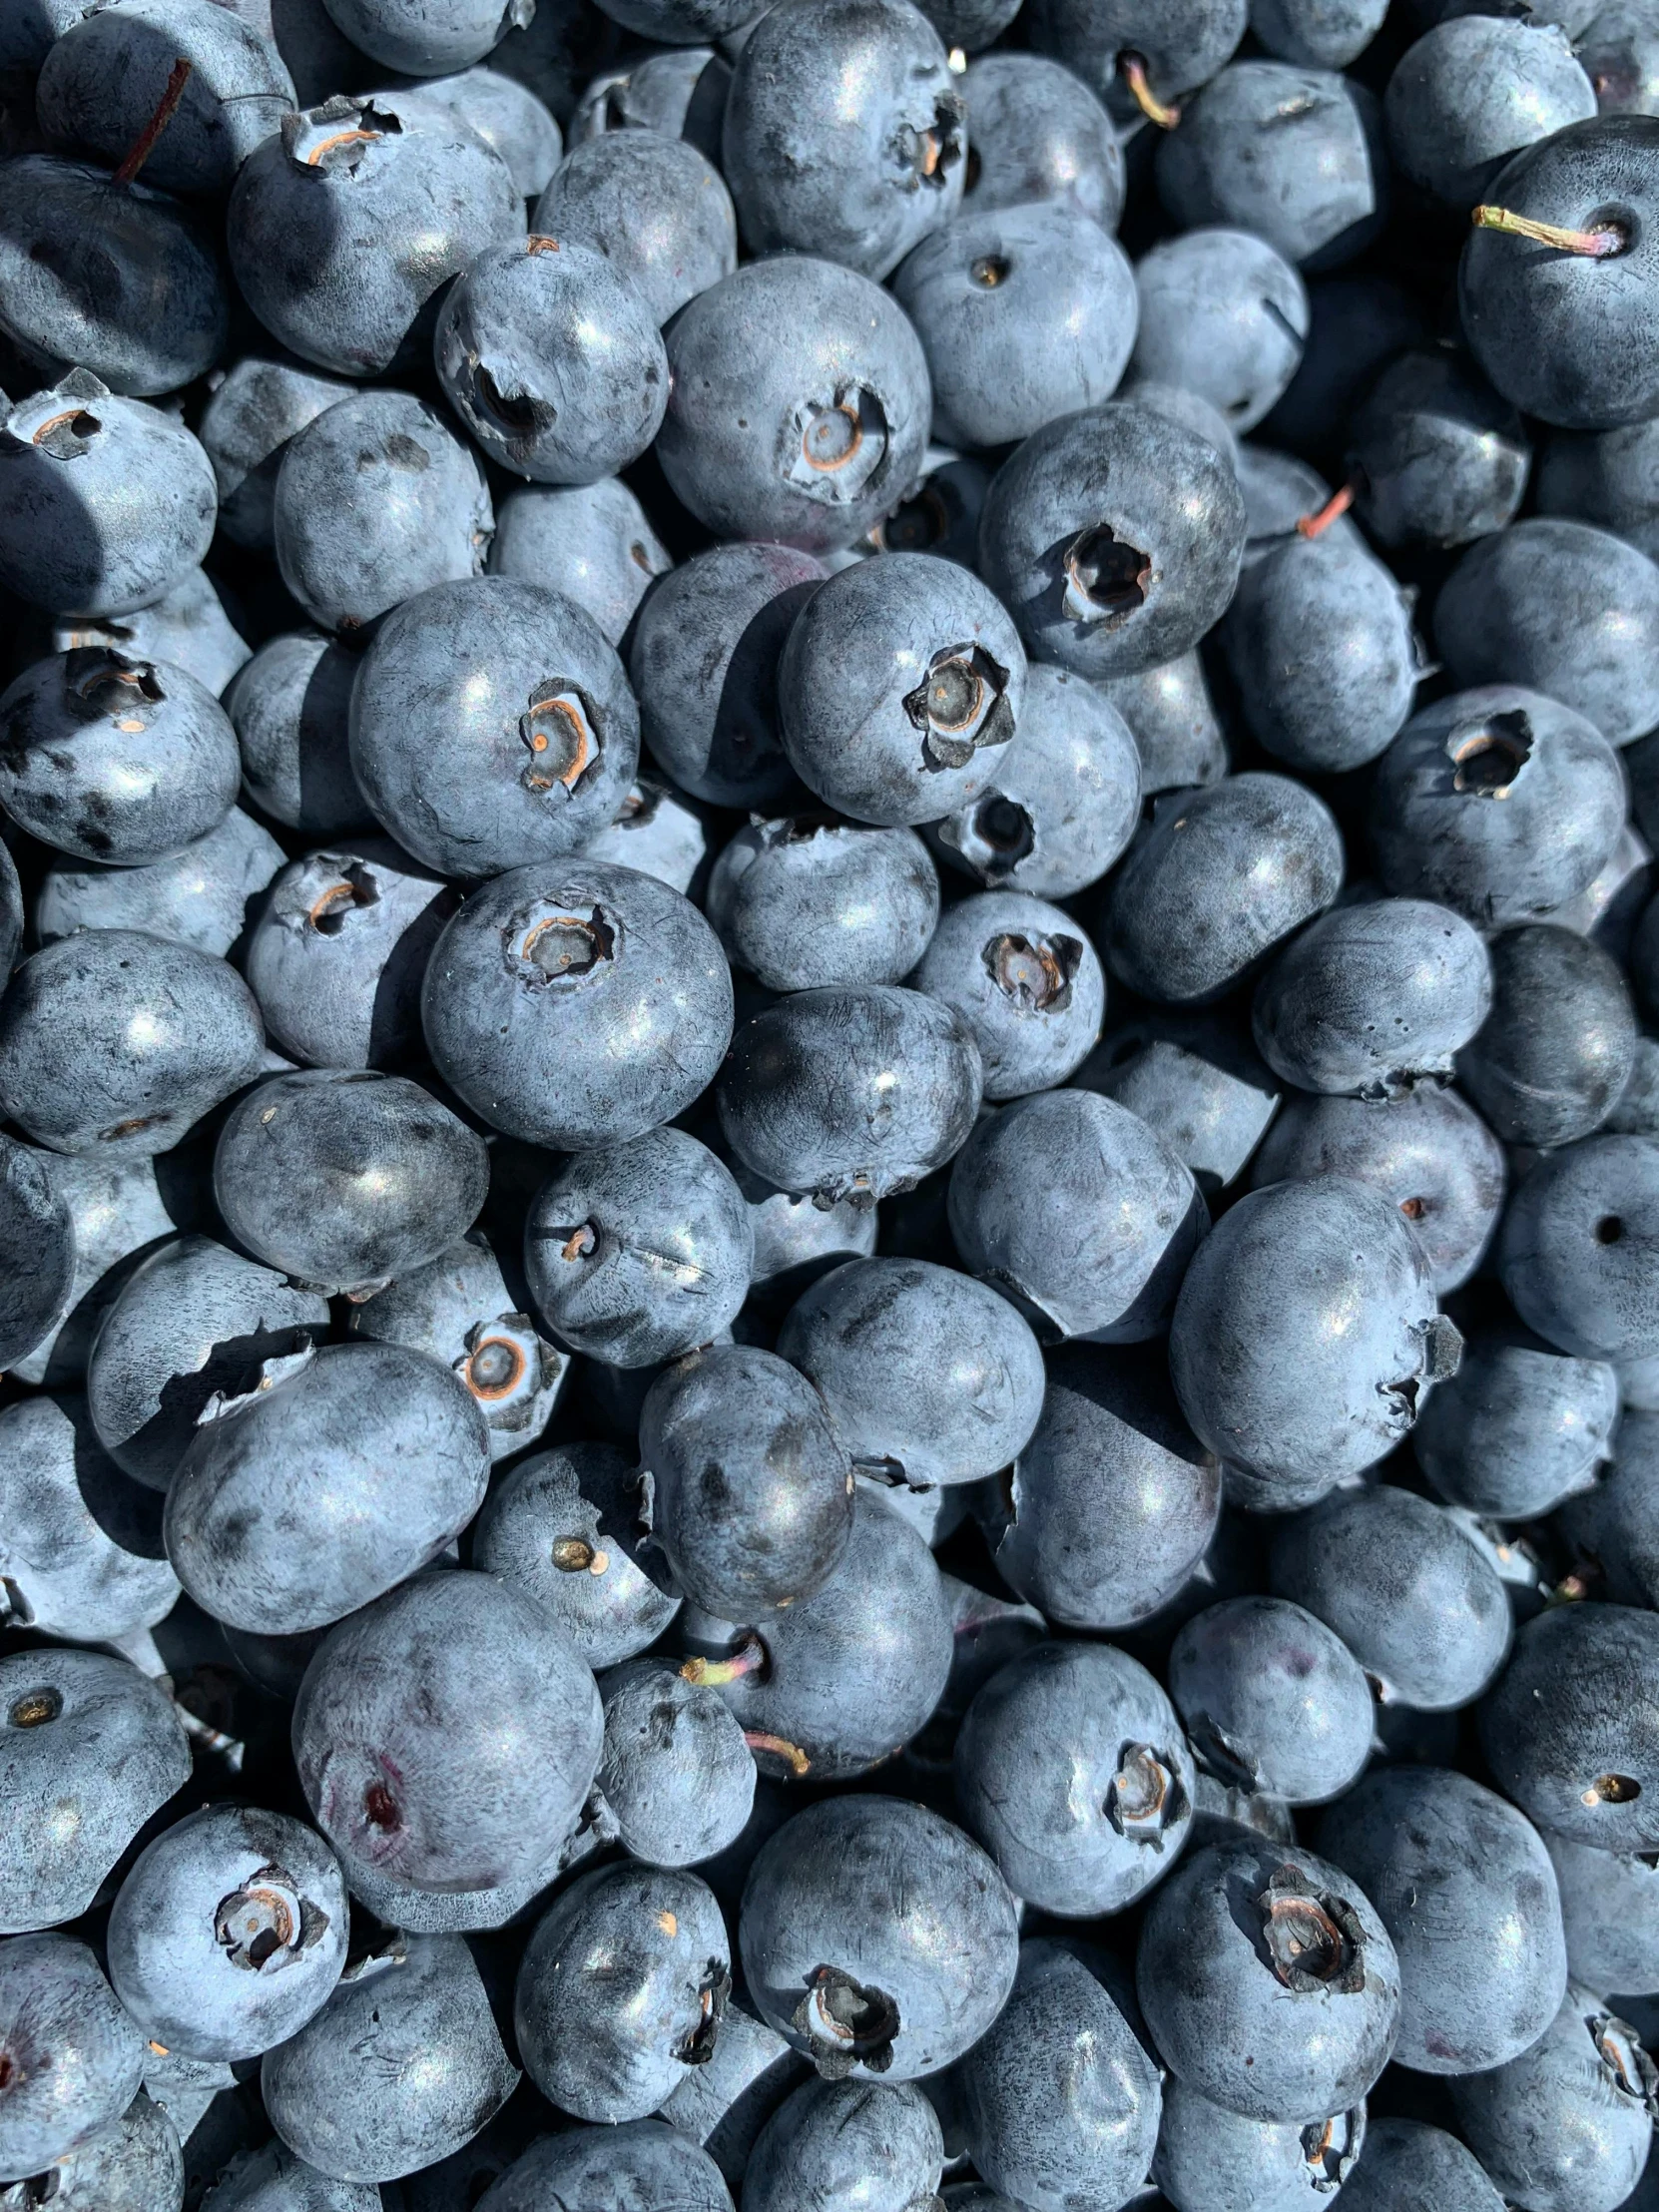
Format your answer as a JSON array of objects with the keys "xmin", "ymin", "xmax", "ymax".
[
  {"xmin": 112, "ymin": 57, "xmax": 194, "ymax": 189},
  {"xmin": 1298, "ymin": 483, "xmax": 1357, "ymax": 540},
  {"xmin": 680, "ymin": 1638, "xmax": 766, "ymax": 1687},
  {"xmin": 1120, "ymin": 55, "xmax": 1180, "ymax": 131},
  {"xmin": 1471, "ymin": 204, "xmax": 1626, "ymax": 258},
  {"xmin": 744, "ymin": 1730, "xmax": 811, "ymax": 1775}
]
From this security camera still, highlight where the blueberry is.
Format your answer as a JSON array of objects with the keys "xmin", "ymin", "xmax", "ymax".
[
  {"xmin": 1251, "ymin": 0, "xmax": 1387, "ymax": 65},
  {"xmin": 1347, "ymin": 349, "xmax": 1530, "ymax": 548},
  {"xmin": 1482, "ymin": 1602, "xmax": 1659, "ymax": 1849},
  {"xmin": 223, "ymin": 632, "xmax": 368, "ymax": 838},
  {"xmin": 21, "ymin": 2086, "xmax": 185, "ymax": 2212},
  {"xmin": 200, "ymin": 2139, "xmax": 382, "ymax": 2210},
  {"xmin": 317, "ymin": 0, "xmax": 529, "ymax": 76},
  {"xmin": 978, "ymin": 400, "xmax": 1248, "ymax": 680},
  {"xmin": 917, "ymin": 0, "xmax": 1021, "ymax": 45},
  {"xmin": 657, "ymin": 2001, "xmax": 802, "ymax": 2190},
  {"xmin": 52, "ymin": 562, "xmax": 252, "ymax": 701},
  {"xmin": 1537, "ymin": 414, "xmax": 1659, "ymax": 558},
  {"xmin": 958, "ymin": 52, "xmax": 1126, "ymax": 230},
  {"xmin": 708, "ymin": 817, "xmax": 939, "ymax": 991},
  {"xmin": 0, "ymin": 374, "xmax": 218, "ymax": 619},
  {"xmin": 1580, "ymin": 2, "xmax": 1659, "ymax": 115},
  {"xmin": 914, "ymin": 891, "xmax": 1106, "ymax": 1099},
  {"xmin": 1546, "ymin": 1828, "xmax": 1659, "ymax": 1997},
  {"xmin": 489, "ymin": 476, "xmax": 671, "ymax": 646},
  {"xmin": 1496, "ymin": 1135, "xmax": 1659, "ymax": 1359},
  {"xmin": 573, "ymin": 46, "xmax": 730, "ymax": 152},
  {"xmin": 229, "ymin": 94, "xmax": 523, "ymax": 379},
  {"xmin": 0, "ymin": 928, "xmax": 265, "ymax": 1157},
  {"xmin": 1154, "ymin": 2076, "xmax": 1366, "ymax": 2209},
  {"xmin": 656, "ymin": 258, "xmax": 931, "ymax": 553},
  {"xmin": 9, "ymin": 1153, "xmax": 174, "ymax": 1391},
  {"xmin": 743, "ymin": 2076, "xmax": 943, "ymax": 2212},
  {"xmin": 213, "ymin": 1069, "xmax": 489, "ymax": 1296},
  {"xmin": 525, "ymin": 1127, "xmax": 753, "ymax": 1368},
  {"xmin": 951, "ymin": 1088, "xmax": 1207, "ymax": 1342},
  {"xmin": 596, "ymin": 1658, "xmax": 756, "ymax": 1869},
  {"xmin": 738, "ymin": 1168, "xmax": 878, "ymax": 1317},
  {"xmin": 1414, "ymin": 1326, "xmax": 1617, "ymax": 1518},
  {"xmin": 1259, "ymin": 272, "xmax": 1427, "ymax": 467},
  {"xmin": 1170, "ymin": 1595, "xmax": 1374, "ymax": 1807},
  {"xmin": 532, "ymin": 129, "xmax": 736, "ymax": 325},
  {"xmin": 1080, "ymin": 1013, "xmax": 1279, "ymax": 1199},
  {"xmin": 0, "ymin": 1393, "xmax": 177, "ymax": 1643},
  {"xmin": 0, "ymin": 1648, "xmax": 189, "ymax": 1936},
  {"xmin": 1237, "ymin": 441, "xmax": 1365, "ymax": 552},
  {"xmin": 0, "ymin": 1934, "xmax": 147, "ymax": 2182},
  {"xmin": 515, "ymin": 1862, "xmax": 730, "ymax": 2123},
  {"xmin": 474, "ymin": 2121, "xmax": 734, "ymax": 2212},
  {"xmin": 421, "ymin": 857, "xmax": 733, "ymax": 1149},
  {"xmin": 261, "ymin": 1935, "xmax": 520, "ymax": 2184},
  {"xmin": 1371, "ymin": 687, "xmax": 1626, "ymax": 926},
  {"xmin": 1131, "ymin": 228, "xmax": 1308, "ymax": 434},
  {"xmin": 0, "ymin": 1137, "xmax": 75, "ymax": 1374},
  {"xmin": 1337, "ymin": 2118, "xmax": 1507, "ymax": 2209},
  {"xmin": 739, "ymin": 1793, "xmax": 1019, "ymax": 2080},
  {"xmin": 1458, "ymin": 922, "xmax": 1637, "ymax": 1148},
  {"xmin": 39, "ymin": 806, "xmax": 284, "ymax": 959},
  {"xmin": 639, "ymin": 1342, "xmax": 853, "ymax": 1616},
  {"xmin": 1558, "ymin": 1408, "xmax": 1659, "ymax": 1607},
  {"xmin": 1028, "ymin": 0, "xmax": 1248, "ymax": 118},
  {"xmin": 1386, "ymin": 17, "xmax": 1595, "ymax": 214},
  {"xmin": 581, "ymin": 775, "xmax": 708, "ymax": 894},
  {"xmin": 470, "ymin": 1439, "xmax": 681, "ymax": 1668}
]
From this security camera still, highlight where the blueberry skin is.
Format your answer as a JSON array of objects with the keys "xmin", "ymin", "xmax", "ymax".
[
  {"xmin": 630, "ymin": 542, "xmax": 824, "ymax": 810},
  {"xmin": 1414, "ymin": 1327, "xmax": 1616, "ymax": 1518},
  {"xmin": 0, "ymin": 1648, "xmax": 189, "ymax": 1936},
  {"xmin": 389, "ymin": 66, "xmax": 564, "ymax": 197},
  {"xmin": 931, "ymin": 662, "xmax": 1143, "ymax": 897},
  {"xmin": 200, "ymin": 2139, "xmax": 382, "ymax": 2210},
  {"xmin": 0, "ymin": 1394, "xmax": 177, "ymax": 1643},
  {"xmin": 1537, "ymin": 416, "xmax": 1659, "ymax": 560},
  {"xmin": 229, "ymin": 94, "xmax": 524, "ymax": 379},
  {"xmin": 1077, "ymin": 1010, "xmax": 1280, "ymax": 1196},
  {"xmin": 586, "ymin": 0, "xmax": 761, "ymax": 40},
  {"xmin": 739, "ymin": 1166, "xmax": 878, "ymax": 1316},
  {"xmin": 1497, "ymin": 1135, "xmax": 1659, "ymax": 1360},
  {"xmin": 1459, "ymin": 923, "xmax": 1636, "ymax": 1149},
  {"xmin": 475, "ymin": 2121, "xmax": 734, "ymax": 2212},
  {"xmin": 597, "ymin": 1658, "xmax": 756, "ymax": 1868},
  {"xmin": 1170, "ymin": 1596, "xmax": 1373, "ymax": 1807},
  {"xmin": 1559, "ymin": 1407, "xmax": 1659, "ymax": 1607},
  {"xmin": 978, "ymin": 401, "xmax": 1249, "ymax": 680},
  {"xmin": 1546, "ymin": 1830, "xmax": 1659, "ymax": 1997},
  {"xmin": 582, "ymin": 776, "xmax": 707, "ymax": 894},
  {"xmin": 0, "ymin": 928, "xmax": 265, "ymax": 1158},
  {"xmin": 744, "ymin": 2077, "xmax": 942, "ymax": 2212},
  {"xmin": 525, "ymin": 1127, "xmax": 753, "ymax": 1368},
  {"xmin": 573, "ymin": 46, "xmax": 730, "ymax": 151},
  {"xmin": 640, "ymin": 1342, "xmax": 853, "ymax": 1616},
  {"xmin": 893, "ymin": 204, "xmax": 1138, "ymax": 451},
  {"xmin": 348, "ymin": 1232, "xmax": 567, "ymax": 1464},
  {"xmin": 262, "ymin": 1935, "xmax": 519, "ymax": 2184},
  {"xmin": 1581, "ymin": 2, "xmax": 1659, "ymax": 117},
  {"xmin": 683, "ymin": 1489, "xmax": 951, "ymax": 1780},
  {"xmin": 1103, "ymin": 776, "xmax": 1345, "ymax": 1006},
  {"xmin": 779, "ymin": 553, "xmax": 1026, "ymax": 829},
  {"xmin": 1260, "ymin": 272, "xmax": 1427, "ymax": 467},
  {"xmin": 1460, "ymin": 116, "xmax": 1659, "ymax": 430},
  {"xmin": 0, "ymin": 157, "xmax": 228, "ymax": 400},
  {"xmin": 0, "ymin": 376, "xmax": 218, "ymax": 619},
  {"xmin": 2, "ymin": 1152, "xmax": 164, "ymax": 1389},
  {"xmin": 224, "ymin": 632, "xmax": 368, "ymax": 838},
  {"xmin": 1348, "ymin": 349, "xmax": 1530, "ymax": 549},
  {"xmin": 1252, "ymin": 899, "xmax": 1492, "ymax": 1100},
  {"xmin": 0, "ymin": 1137, "xmax": 75, "ymax": 1373},
  {"xmin": 717, "ymin": 984, "xmax": 982, "ymax": 1208},
  {"xmin": 532, "ymin": 130, "xmax": 736, "ymax": 325},
  {"xmin": 53, "ymin": 562, "xmax": 252, "ymax": 702},
  {"xmin": 1131, "ymin": 228, "xmax": 1308, "ymax": 436},
  {"xmin": 709, "ymin": 818, "xmax": 939, "ymax": 991},
  {"xmin": 108, "ymin": 1804, "xmax": 347, "ymax": 2063},
  {"xmin": 659, "ymin": 2002, "xmax": 805, "ymax": 2190},
  {"xmin": 948, "ymin": 1088, "xmax": 1208, "ymax": 1344},
  {"xmin": 956, "ymin": 1640, "xmax": 1196, "ymax": 1916},
  {"xmin": 1171, "ymin": 1178, "xmax": 1460, "ymax": 1504},
  {"xmin": 0, "ymin": 1934, "xmax": 147, "ymax": 2183},
  {"xmin": 421, "ymin": 857, "xmax": 733, "ymax": 1150},
  {"xmin": 515, "ymin": 1863, "xmax": 730, "ymax": 2123},
  {"xmin": 914, "ymin": 891, "xmax": 1106, "ymax": 1100},
  {"xmin": 214, "ymin": 1069, "xmax": 488, "ymax": 1296},
  {"xmin": 1341, "ymin": 2118, "xmax": 1510, "ymax": 2212},
  {"xmin": 1386, "ymin": 17, "xmax": 1595, "ymax": 212},
  {"xmin": 1482, "ymin": 1603, "xmax": 1659, "ymax": 1849},
  {"xmin": 1027, "ymin": 0, "xmax": 1248, "ymax": 114},
  {"xmin": 740, "ymin": 1793, "xmax": 1019, "ymax": 2082},
  {"xmin": 470, "ymin": 1440, "xmax": 681, "ymax": 1669},
  {"xmin": 958, "ymin": 53, "xmax": 1126, "ymax": 230},
  {"xmin": 1237, "ymin": 443, "xmax": 1366, "ymax": 553},
  {"xmin": 27, "ymin": 2087, "xmax": 185, "ymax": 2212},
  {"xmin": 0, "ymin": 646, "xmax": 241, "ymax": 865},
  {"xmin": 317, "ymin": 0, "xmax": 528, "ymax": 76},
  {"xmin": 349, "ymin": 577, "xmax": 638, "ymax": 877},
  {"xmin": 1450, "ymin": 1983, "xmax": 1656, "ymax": 2212},
  {"xmin": 489, "ymin": 477, "xmax": 671, "ymax": 647},
  {"xmin": 1154, "ymin": 2077, "xmax": 1367, "ymax": 2210},
  {"xmin": 1252, "ymin": 0, "xmax": 1387, "ymax": 65},
  {"xmin": 1372, "ymin": 687, "xmax": 1626, "ymax": 926},
  {"xmin": 1138, "ymin": 1837, "xmax": 1400, "ymax": 2125},
  {"xmin": 656, "ymin": 259, "xmax": 931, "ymax": 554},
  {"xmin": 722, "ymin": 0, "xmax": 962, "ymax": 279},
  {"xmin": 39, "ymin": 806, "xmax": 285, "ymax": 959},
  {"xmin": 166, "ymin": 1340, "xmax": 491, "ymax": 1634}
]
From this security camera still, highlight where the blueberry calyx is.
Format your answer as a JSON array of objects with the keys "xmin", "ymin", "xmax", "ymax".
[
  {"xmin": 299, "ymin": 858, "xmax": 379, "ymax": 937},
  {"xmin": 67, "ymin": 648, "xmax": 164, "ymax": 714},
  {"xmin": 1591, "ymin": 2006, "xmax": 1659, "ymax": 2113},
  {"xmin": 282, "ymin": 98, "xmax": 402, "ymax": 177},
  {"xmin": 942, "ymin": 791, "xmax": 1038, "ymax": 883},
  {"xmin": 519, "ymin": 685, "xmax": 603, "ymax": 799},
  {"xmin": 214, "ymin": 1861, "xmax": 330, "ymax": 1973},
  {"xmin": 1258, "ymin": 1865, "xmax": 1368, "ymax": 1994},
  {"xmin": 792, "ymin": 1963, "xmax": 901, "ymax": 2079},
  {"xmin": 1106, "ymin": 1742, "xmax": 1189, "ymax": 1847},
  {"xmin": 983, "ymin": 929, "xmax": 1081, "ymax": 1013},
  {"xmin": 1301, "ymin": 2109, "xmax": 1364, "ymax": 2191},
  {"xmin": 6, "ymin": 1687, "xmax": 62, "ymax": 1730},
  {"xmin": 785, "ymin": 387, "xmax": 889, "ymax": 504},
  {"xmin": 1447, "ymin": 708, "xmax": 1533, "ymax": 796},
  {"xmin": 7, "ymin": 373, "xmax": 109, "ymax": 461},
  {"xmin": 894, "ymin": 97, "xmax": 964, "ymax": 194},
  {"xmin": 674, "ymin": 1958, "xmax": 731, "ymax": 2068},
  {"xmin": 903, "ymin": 643, "xmax": 1014, "ymax": 770},
  {"xmin": 1061, "ymin": 526, "xmax": 1152, "ymax": 627},
  {"xmin": 508, "ymin": 901, "xmax": 620, "ymax": 986},
  {"xmin": 1187, "ymin": 1712, "xmax": 1261, "ymax": 1795}
]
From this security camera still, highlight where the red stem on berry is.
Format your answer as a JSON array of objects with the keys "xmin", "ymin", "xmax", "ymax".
[
  {"xmin": 680, "ymin": 1637, "xmax": 766, "ymax": 1688},
  {"xmin": 1298, "ymin": 483, "xmax": 1356, "ymax": 540},
  {"xmin": 1470, "ymin": 204, "xmax": 1626, "ymax": 257},
  {"xmin": 744, "ymin": 1730, "xmax": 811, "ymax": 1775},
  {"xmin": 113, "ymin": 57, "xmax": 193, "ymax": 189}
]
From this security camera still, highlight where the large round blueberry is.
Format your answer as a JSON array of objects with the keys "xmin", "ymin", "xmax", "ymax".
[
  {"xmin": 1385, "ymin": 15, "xmax": 1596, "ymax": 212},
  {"xmin": 1480, "ymin": 1602, "xmax": 1659, "ymax": 1851},
  {"xmin": 531, "ymin": 128, "xmax": 737, "ymax": 324},
  {"xmin": 1170, "ymin": 1595, "xmax": 1374, "ymax": 1807},
  {"xmin": 958, "ymin": 52, "xmax": 1126, "ymax": 229},
  {"xmin": 0, "ymin": 1933, "xmax": 147, "ymax": 2182},
  {"xmin": 0, "ymin": 1393, "xmax": 178, "ymax": 1645},
  {"xmin": 1131, "ymin": 226, "xmax": 1309, "ymax": 433},
  {"xmin": 1497, "ymin": 1134, "xmax": 1659, "ymax": 1360},
  {"xmin": 1457, "ymin": 922, "xmax": 1637, "ymax": 1147},
  {"xmin": 913, "ymin": 890, "xmax": 1106, "ymax": 1099},
  {"xmin": 597, "ymin": 1659, "xmax": 756, "ymax": 1871},
  {"xmin": 743, "ymin": 2076, "xmax": 942, "ymax": 2212},
  {"xmin": 707, "ymin": 817, "xmax": 939, "ymax": 991}
]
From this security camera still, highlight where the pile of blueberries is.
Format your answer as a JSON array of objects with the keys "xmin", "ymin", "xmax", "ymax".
[{"xmin": 13, "ymin": 0, "xmax": 1659, "ymax": 2205}]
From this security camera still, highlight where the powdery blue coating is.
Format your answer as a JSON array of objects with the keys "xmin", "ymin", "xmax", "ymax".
[
  {"xmin": 1170, "ymin": 1596, "xmax": 1373, "ymax": 1807},
  {"xmin": 1372, "ymin": 687, "xmax": 1626, "ymax": 926},
  {"xmin": 0, "ymin": 1393, "xmax": 177, "ymax": 1643},
  {"xmin": 778, "ymin": 1255, "xmax": 1045, "ymax": 1490},
  {"xmin": 1348, "ymin": 349, "xmax": 1530, "ymax": 549},
  {"xmin": 0, "ymin": 1136, "xmax": 75, "ymax": 1371},
  {"xmin": 709, "ymin": 819, "xmax": 937, "ymax": 993},
  {"xmin": 1562, "ymin": 1408, "xmax": 1659, "ymax": 1609},
  {"xmin": 1497, "ymin": 1135, "xmax": 1659, "ymax": 1359},
  {"xmin": 319, "ymin": 0, "xmax": 531, "ymax": 75},
  {"xmin": 470, "ymin": 1440, "xmax": 681, "ymax": 1669},
  {"xmin": 0, "ymin": 157, "xmax": 228, "ymax": 399},
  {"xmin": 53, "ymin": 564, "xmax": 250, "ymax": 700},
  {"xmin": 1414, "ymin": 1327, "xmax": 1616, "ymax": 1517},
  {"xmin": 22, "ymin": 2087, "xmax": 183, "ymax": 2212},
  {"xmin": 1333, "ymin": 2116, "xmax": 1504, "ymax": 2212},
  {"xmin": 213, "ymin": 1069, "xmax": 489, "ymax": 1295},
  {"xmin": 489, "ymin": 477, "xmax": 671, "ymax": 646},
  {"xmin": 1248, "ymin": 1083, "xmax": 1507, "ymax": 1294},
  {"xmin": 389, "ymin": 67, "xmax": 563, "ymax": 196},
  {"xmin": 229, "ymin": 94, "xmax": 524, "ymax": 379},
  {"xmin": 718, "ymin": 984, "xmax": 982, "ymax": 1207},
  {"xmin": 1537, "ymin": 415, "xmax": 1659, "ymax": 560},
  {"xmin": 261, "ymin": 1936, "xmax": 520, "ymax": 2184},
  {"xmin": 779, "ymin": 552, "xmax": 1026, "ymax": 829},
  {"xmin": 658, "ymin": 2001, "xmax": 802, "ymax": 2187},
  {"xmin": 292, "ymin": 1569, "xmax": 602, "ymax": 1893},
  {"xmin": 597, "ymin": 1658, "xmax": 755, "ymax": 1868},
  {"xmin": 641, "ymin": 1341, "xmax": 852, "ymax": 1617},
  {"xmin": 1458, "ymin": 922, "xmax": 1637, "ymax": 1147},
  {"xmin": 39, "ymin": 806, "xmax": 284, "ymax": 959},
  {"xmin": 0, "ymin": 377, "xmax": 218, "ymax": 619},
  {"xmin": 583, "ymin": 777, "xmax": 706, "ymax": 893},
  {"xmin": 1482, "ymin": 1602, "xmax": 1659, "ymax": 1852},
  {"xmin": 0, "ymin": 1935, "xmax": 147, "ymax": 2183},
  {"xmin": 1137, "ymin": 1837, "xmax": 1400, "ymax": 2124},
  {"xmin": 913, "ymin": 890, "xmax": 1106, "ymax": 1100},
  {"xmin": 1547, "ymin": 1829, "xmax": 1659, "ymax": 1996},
  {"xmin": 948, "ymin": 1088, "xmax": 1207, "ymax": 1343},
  {"xmin": 956, "ymin": 1939, "xmax": 1163, "ymax": 2212},
  {"xmin": 740, "ymin": 1794, "xmax": 1019, "ymax": 2081},
  {"xmin": 955, "ymin": 1640, "xmax": 1196, "ymax": 1916},
  {"xmin": 474, "ymin": 2122, "xmax": 733, "ymax": 2212},
  {"xmin": 0, "ymin": 1648, "xmax": 189, "ymax": 1936},
  {"xmin": 1155, "ymin": 2076, "xmax": 1366, "ymax": 2209},
  {"xmin": 7, "ymin": 1149, "xmax": 170, "ymax": 1390},
  {"xmin": 200, "ymin": 2139, "xmax": 382, "ymax": 2210},
  {"xmin": 1386, "ymin": 16, "xmax": 1595, "ymax": 210},
  {"xmin": 738, "ymin": 1164, "xmax": 878, "ymax": 1314},
  {"xmin": 225, "ymin": 632, "xmax": 367, "ymax": 837},
  {"xmin": 0, "ymin": 927, "xmax": 264, "ymax": 1158},
  {"xmin": 532, "ymin": 130, "xmax": 736, "ymax": 324},
  {"xmin": 107, "ymin": 1804, "xmax": 347, "ymax": 2062},
  {"xmin": 1131, "ymin": 229, "xmax": 1308, "ymax": 434},
  {"xmin": 349, "ymin": 577, "xmax": 637, "ymax": 878},
  {"xmin": 1169, "ymin": 1177, "xmax": 1459, "ymax": 1502},
  {"xmin": 657, "ymin": 259, "xmax": 932, "ymax": 553},
  {"xmin": 743, "ymin": 2077, "xmax": 943, "ymax": 2212},
  {"xmin": 958, "ymin": 54, "xmax": 1126, "ymax": 230},
  {"xmin": 422, "ymin": 856, "xmax": 733, "ymax": 1150},
  {"xmin": 201, "ymin": 360, "xmax": 354, "ymax": 557},
  {"xmin": 525, "ymin": 1127, "xmax": 753, "ymax": 1368},
  {"xmin": 1079, "ymin": 1010, "xmax": 1280, "ymax": 1195},
  {"xmin": 1027, "ymin": 0, "xmax": 1248, "ymax": 113},
  {"xmin": 979, "ymin": 401, "xmax": 1248, "ymax": 680},
  {"xmin": 572, "ymin": 46, "xmax": 730, "ymax": 150},
  {"xmin": 274, "ymin": 391, "xmax": 491, "ymax": 638},
  {"xmin": 1252, "ymin": 0, "xmax": 1387, "ymax": 65},
  {"xmin": 1157, "ymin": 62, "xmax": 1386, "ymax": 269},
  {"xmin": 1104, "ymin": 775, "xmax": 1345, "ymax": 1005},
  {"xmin": 165, "ymin": 1340, "xmax": 491, "ymax": 1634}
]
